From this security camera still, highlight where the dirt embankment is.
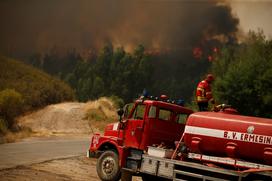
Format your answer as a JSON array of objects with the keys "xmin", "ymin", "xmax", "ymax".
[{"xmin": 17, "ymin": 97, "xmax": 118, "ymax": 137}]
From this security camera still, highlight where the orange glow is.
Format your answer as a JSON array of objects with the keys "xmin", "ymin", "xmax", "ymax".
[
  {"xmin": 208, "ymin": 55, "xmax": 213, "ymax": 62},
  {"xmin": 193, "ymin": 47, "xmax": 203, "ymax": 59},
  {"xmin": 213, "ymin": 47, "xmax": 218, "ymax": 53}
]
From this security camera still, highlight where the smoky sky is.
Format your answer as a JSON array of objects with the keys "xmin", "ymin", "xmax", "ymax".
[{"xmin": 0, "ymin": 0, "xmax": 239, "ymax": 55}]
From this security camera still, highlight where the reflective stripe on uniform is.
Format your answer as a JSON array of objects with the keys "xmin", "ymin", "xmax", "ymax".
[
  {"xmin": 197, "ymin": 96, "xmax": 208, "ymax": 102},
  {"xmin": 206, "ymin": 91, "xmax": 212, "ymax": 95}
]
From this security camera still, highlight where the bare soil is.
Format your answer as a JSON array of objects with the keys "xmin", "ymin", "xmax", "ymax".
[
  {"xmin": 0, "ymin": 156, "xmax": 99, "ymax": 181},
  {"xmin": 0, "ymin": 156, "xmax": 142, "ymax": 181},
  {"xmin": 18, "ymin": 101, "xmax": 99, "ymax": 135}
]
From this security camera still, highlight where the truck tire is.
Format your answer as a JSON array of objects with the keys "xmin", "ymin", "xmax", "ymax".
[{"xmin": 96, "ymin": 150, "xmax": 121, "ymax": 181}]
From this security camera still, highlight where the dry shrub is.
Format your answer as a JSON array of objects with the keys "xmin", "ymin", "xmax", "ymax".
[
  {"xmin": 85, "ymin": 97, "xmax": 118, "ymax": 132},
  {"xmin": 1, "ymin": 127, "xmax": 33, "ymax": 143}
]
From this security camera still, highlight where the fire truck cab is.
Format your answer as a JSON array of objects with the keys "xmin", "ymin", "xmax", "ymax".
[
  {"xmin": 87, "ymin": 95, "xmax": 272, "ymax": 181},
  {"xmin": 87, "ymin": 95, "xmax": 193, "ymax": 181}
]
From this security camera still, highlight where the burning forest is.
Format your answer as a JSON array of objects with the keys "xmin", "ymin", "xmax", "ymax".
[{"xmin": 0, "ymin": 0, "xmax": 239, "ymax": 56}]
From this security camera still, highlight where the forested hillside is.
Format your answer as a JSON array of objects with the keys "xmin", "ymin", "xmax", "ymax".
[
  {"xmin": 0, "ymin": 56, "xmax": 75, "ymax": 132},
  {"xmin": 24, "ymin": 44, "xmax": 211, "ymax": 103}
]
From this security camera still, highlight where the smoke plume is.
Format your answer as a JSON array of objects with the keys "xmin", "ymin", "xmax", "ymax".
[{"xmin": 0, "ymin": 0, "xmax": 239, "ymax": 56}]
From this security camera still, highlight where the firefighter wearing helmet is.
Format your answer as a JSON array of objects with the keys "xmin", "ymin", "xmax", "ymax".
[{"xmin": 196, "ymin": 74, "xmax": 215, "ymax": 111}]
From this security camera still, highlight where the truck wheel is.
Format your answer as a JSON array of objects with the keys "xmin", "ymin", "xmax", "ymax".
[{"xmin": 96, "ymin": 150, "xmax": 121, "ymax": 181}]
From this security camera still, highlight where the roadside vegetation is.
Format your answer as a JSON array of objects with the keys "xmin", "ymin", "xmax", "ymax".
[
  {"xmin": 211, "ymin": 31, "xmax": 272, "ymax": 118},
  {"xmin": 0, "ymin": 56, "xmax": 75, "ymax": 135}
]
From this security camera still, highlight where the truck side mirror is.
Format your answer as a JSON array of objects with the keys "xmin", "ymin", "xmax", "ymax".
[
  {"xmin": 117, "ymin": 109, "xmax": 124, "ymax": 117},
  {"xmin": 117, "ymin": 109, "xmax": 124, "ymax": 122}
]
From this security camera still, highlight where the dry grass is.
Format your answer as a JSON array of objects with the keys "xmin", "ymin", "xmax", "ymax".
[
  {"xmin": 1, "ymin": 127, "xmax": 33, "ymax": 143},
  {"xmin": 84, "ymin": 97, "xmax": 118, "ymax": 132}
]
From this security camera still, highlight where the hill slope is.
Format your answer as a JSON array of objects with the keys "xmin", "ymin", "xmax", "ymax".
[{"xmin": 0, "ymin": 56, "xmax": 75, "ymax": 110}]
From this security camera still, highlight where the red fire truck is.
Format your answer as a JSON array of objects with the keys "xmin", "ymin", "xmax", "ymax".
[{"xmin": 87, "ymin": 95, "xmax": 272, "ymax": 181}]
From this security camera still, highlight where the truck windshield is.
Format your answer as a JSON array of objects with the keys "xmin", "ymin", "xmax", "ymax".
[{"xmin": 131, "ymin": 104, "xmax": 145, "ymax": 120}]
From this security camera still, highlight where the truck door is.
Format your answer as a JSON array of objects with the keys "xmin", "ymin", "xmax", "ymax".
[
  {"xmin": 123, "ymin": 103, "xmax": 146, "ymax": 149},
  {"xmin": 150, "ymin": 108, "xmax": 185, "ymax": 147}
]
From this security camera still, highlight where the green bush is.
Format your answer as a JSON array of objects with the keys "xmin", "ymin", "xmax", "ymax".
[{"xmin": 0, "ymin": 89, "xmax": 24, "ymax": 128}]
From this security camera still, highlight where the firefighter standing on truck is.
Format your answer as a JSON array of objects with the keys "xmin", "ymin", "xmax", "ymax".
[{"xmin": 196, "ymin": 74, "xmax": 215, "ymax": 111}]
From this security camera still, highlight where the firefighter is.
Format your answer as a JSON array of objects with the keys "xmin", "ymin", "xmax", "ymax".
[{"xmin": 196, "ymin": 74, "xmax": 215, "ymax": 111}]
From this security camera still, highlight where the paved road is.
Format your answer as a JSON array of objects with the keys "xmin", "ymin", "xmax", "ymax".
[{"xmin": 0, "ymin": 136, "xmax": 90, "ymax": 170}]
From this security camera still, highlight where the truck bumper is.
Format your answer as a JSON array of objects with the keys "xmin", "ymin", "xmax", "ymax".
[{"xmin": 86, "ymin": 150, "xmax": 103, "ymax": 158}]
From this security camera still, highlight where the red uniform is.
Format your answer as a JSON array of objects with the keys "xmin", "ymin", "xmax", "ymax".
[{"xmin": 196, "ymin": 80, "xmax": 213, "ymax": 103}]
